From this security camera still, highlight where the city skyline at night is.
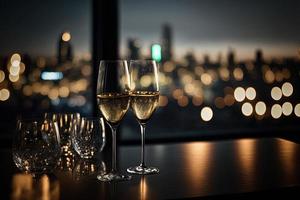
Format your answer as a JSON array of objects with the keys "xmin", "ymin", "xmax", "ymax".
[{"xmin": 0, "ymin": 0, "xmax": 299, "ymax": 60}]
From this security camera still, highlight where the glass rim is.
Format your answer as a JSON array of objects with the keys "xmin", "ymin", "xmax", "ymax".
[
  {"xmin": 99, "ymin": 60, "xmax": 127, "ymax": 63},
  {"xmin": 129, "ymin": 59, "xmax": 157, "ymax": 63}
]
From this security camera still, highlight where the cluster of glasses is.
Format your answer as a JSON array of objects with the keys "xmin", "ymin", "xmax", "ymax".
[
  {"xmin": 12, "ymin": 114, "xmax": 106, "ymax": 179},
  {"xmin": 12, "ymin": 60, "xmax": 160, "ymax": 182}
]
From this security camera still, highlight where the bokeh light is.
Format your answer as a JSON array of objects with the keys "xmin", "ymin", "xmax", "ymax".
[
  {"xmin": 265, "ymin": 70, "xmax": 275, "ymax": 84},
  {"xmin": 271, "ymin": 104, "xmax": 282, "ymax": 119},
  {"xmin": 271, "ymin": 87, "xmax": 282, "ymax": 101},
  {"xmin": 159, "ymin": 95, "xmax": 168, "ymax": 107},
  {"xmin": 0, "ymin": 89, "xmax": 10, "ymax": 101},
  {"xmin": 200, "ymin": 107, "xmax": 213, "ymax": 121},
  {"xmin": 234, "ymin": 87, "xmax": 246, "ymax": 102},
  {"xmin": 0, "ymin": 70, "xmax": 5, "ymax": 83},
  {"xmin": 281, "ymin": 82, "xmax": 293, "ymax": 97},
  {"xmin": 200, "ymin": 73, "xmax": 212, "ymax": 86},
  {"xmin": 9, "ymin": 74, "xmax": 19, "ymax": 82},
  {"xmin": 177, "ymin": 96, "xmax": 188, "ymax": 107},
  {"xmin": 192, "ymin": 96, "xmax": 203, "ymax": 106},
  {"xmin": 282, "ymin": 102, "xmax": 293, "ymax": 116},
  {"xmin": 294, "ymin": 104, "xmax": 300, "ymax": 117},
  {"xmin": 233, "ymin": 67, "xmax": 243, "ymax": 81},
  {"xmin": 241, "ymin": 102, "xmax": 253, "ymax": 116},
  {"xmin": 10, "ymin": 53, "xmax": 21, "ymax": 64},
  {"xmin": 255, "ymin": 101, "xmax": 266, "ymax": 116},
  {"xmin": 245, "ymin": 87, "xmax": 256, "ymax": 100},
  {"xmin": 215, "ymin": 97, "xmax": 225, "ymax": 109},
  {"xmin": 62, "ymin": 32, "xmax": 71, "ymax": 42},
  {"xmin": 224, "ymin": 94, "xmax": 235, "ymax": 106}
]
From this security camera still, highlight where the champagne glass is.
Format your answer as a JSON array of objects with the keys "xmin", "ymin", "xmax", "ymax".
[
  {"xmin": 96, "ymin": 60, "xmax": 131, "ymax": 181},
  {"xmin": 127, "ymin": 60, "xmax": 160, "ymax": 175},
  {"xmin": 12, "ymin": 118, "xmax": 61, "ymax": 175}
]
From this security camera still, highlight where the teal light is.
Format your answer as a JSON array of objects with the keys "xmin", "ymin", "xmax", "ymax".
[{"xmin": 151, "ymin": 44, "xmax": 162, "ymax": 62}]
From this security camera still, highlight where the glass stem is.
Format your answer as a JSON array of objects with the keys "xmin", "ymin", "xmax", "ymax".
[
  {"xmin": 139, "ymin": 123, "xmax": 146, "ymax": 168},
  {"xmin": 110, "ymin": 125, "xmax": 118, "ymax": 173}
]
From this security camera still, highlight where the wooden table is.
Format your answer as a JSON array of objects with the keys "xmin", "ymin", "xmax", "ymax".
[{"xmin": 2, "ymin": 137, "xmax": 300, "ymax": 199}]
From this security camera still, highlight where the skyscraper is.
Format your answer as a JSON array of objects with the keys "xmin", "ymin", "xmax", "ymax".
[
  {"xmin": 127, "ymin": 38, "xmax": 140, "ymax": 60},
  {"xmin": 57, "ymin": 32, "xmax": 73, "ymax": 64},
  {"xmin": 161, "ymin": 24, "xmax": 172, "ymax": 62}
]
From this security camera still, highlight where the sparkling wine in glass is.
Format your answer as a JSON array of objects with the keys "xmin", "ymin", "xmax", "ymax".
[
  {"xmin": 96, "ymin": 60, "xmax": 131, "ymax": 181},
  {"xmin": 127, "ymin": 60, "xmax": 160, "ymax": 175}
]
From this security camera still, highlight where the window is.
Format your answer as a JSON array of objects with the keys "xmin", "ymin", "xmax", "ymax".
[
  {"xmin": 0, "ymin": 0, "xmax": 92, "ymax": 136},
  {"xmin": 120, "ymin": 0, "xmax": 300, "ymax": 141}
]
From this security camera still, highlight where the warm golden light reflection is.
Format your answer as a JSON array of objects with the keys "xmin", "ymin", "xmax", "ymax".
[
  {"xmin": 276, "ymin": 139, "xmax": 297, "ymax": 183},
  {"xmin": 183, "ymin": 142, "xmax": 212, "ymax": 191},
  {"xmin": 224, "ymin": 94, "xmax": 235, "ymax": 106},
  {"xmin": 159, "ymin": 95, "xmax": 168, "ymax": 107},
  {"xmin": 215, "ymin": 97, "xmax": 225, "ymax": 109},
  {"xmin": 177, "ymin": 95, "xmax": 188, "ymax": 107},
  {"xmin": 233, "ymin": 67, "xmax": 244, "ymax": 81},
  {"xmin": 245, "ymin": 87, "xmax": 256, "ymax": 100},
  {"xmin": 140, "ymin": 176, "xmax": 148, "ymax": 200},
  {"xmin": 271, "ymin": 87, "xmax": 282, "ymax": 101},
  {"xmin": 255, "ymin": 101, "xmax": 266, "ymax": 116},
  {"xmin": 11, "ymin": 173, "xmax": 33, "ymax": 200},
  {"xmin": 281, "ymin": 82, "xmax": 293, "ymax": 97},
  {"xmin": 234, "ymin": 87, "xmax": 245, "ymax": 102},
  {"xmin": 0, "ymin": 88, "xmax": 10, "ymax": 101},
  {"xmin": 241, "ymin": 102, "xmax": 253, "ymax": 116},
  {"xmin": 62, "ymin": 32, "xmax": 71, "ymax": 42},
  {"xmin": 11, "ymin": 174, "xmax": 60, "ymax": 200},
  {"xmin": 200, "ymin": 73, "xmax": 212, "ymax": 86},
  {"xmin": 200, "ymin": 106, "xmax": 213, "ymax": 121},
  {"xmin": 282, "ymin": 102, "xmax": 293, "ymax": 116},
  {"xmin": 0, "ymin": 70, "xmax": 5, "ymax": 83},
  {"xmin": 294, "ymin": 104, "xmax": 300, "ymax": 117},
  {"xmin": 235, "ymin": 139, "xmax": 256, "ymax": 188},
  {"xmin": 265, "ymin": 70, "xmax": 275, "ymax": 84},
  {"xmin": 271, "ymin": 104, "xmax": 282, "ymax": 119}
]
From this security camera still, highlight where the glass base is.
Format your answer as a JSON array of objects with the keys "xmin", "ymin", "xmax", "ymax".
[
  {"xmin": 127, "ymin": 165, "xmax": 159, "ymax": 175},
  {"xmin": 97, "ymin": 172, "xmax": 132, "ymax": 182}
]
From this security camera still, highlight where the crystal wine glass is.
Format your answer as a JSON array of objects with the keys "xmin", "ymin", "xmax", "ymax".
[
  {"xmin": 71, "ymin": 117, "xmax": 106, "ymax": 159},
  {"xmin": 127, "ymin": 60, "xmax": 160, "ymax": 174},
  {"xmin": 96, "ymin": 60, "xmax": 131, "ymax": 181},
  {"xmin": 12, "ymin": 118, "xmax": 61, "ymax": 175}
]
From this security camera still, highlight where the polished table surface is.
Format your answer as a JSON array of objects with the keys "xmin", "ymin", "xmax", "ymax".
[{"xmin": 2, "ymin": 137, "xmax": 300, "ymax": 199}]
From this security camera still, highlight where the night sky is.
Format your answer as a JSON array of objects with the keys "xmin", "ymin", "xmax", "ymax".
[{"xmin": 1, "ymin": 0, "xmax": 299, "ymax": 60}]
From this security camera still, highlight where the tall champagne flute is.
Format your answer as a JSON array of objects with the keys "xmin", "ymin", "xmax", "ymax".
[
  {"xmin": 96, "ymin": 60, "xmax": 131, "ymax": 181},
  {"xmin": 127, "ymin": 60, "xmax": 160, "ymax": 175}
]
